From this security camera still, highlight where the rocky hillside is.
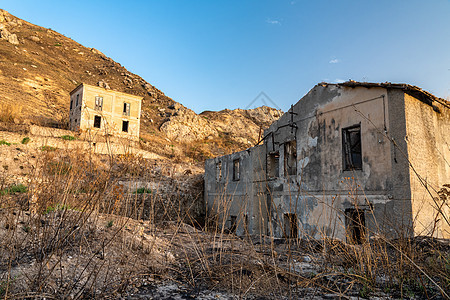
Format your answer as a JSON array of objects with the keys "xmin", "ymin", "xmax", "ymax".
[{"xmin": 0, "ymin": 9, "xmax": 282, "ymax": 161}]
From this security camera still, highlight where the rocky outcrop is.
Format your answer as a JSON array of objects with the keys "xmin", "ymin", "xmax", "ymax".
[
  {"xmin": 160, "ymin": 106, "xmax": 218, "ymax": 142},
  {"xmin": 160, "ymin": 105, "xmax": 282, "ymax": 144},
  {"xmin": 0, "ymin": 10, "xmax": 20, "ymax": 45},
  {"xmin": 0, "ymin": 25, "xmax": 19, "ymax": 45}
]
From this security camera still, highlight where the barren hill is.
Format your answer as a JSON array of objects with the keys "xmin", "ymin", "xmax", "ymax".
[{"xmin": 0, "ymin": 9, "xmax": 282, "ymax": 161}]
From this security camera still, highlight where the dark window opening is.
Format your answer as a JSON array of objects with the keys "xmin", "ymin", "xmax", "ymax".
[
  {"xmin": 284, "ymin": 140, "xmax": 297, "ymax": 176},
  {"xmin": 95, "ymin": 96, "xmax": 103, "ymax": 111},
  {"xmin": 74, "ymin": 119, "xmax": 77, "ymax": 124},
  {"xmin": 216, "ymin": 161, "xmax": 222, "ymax": 182},
  {"xmin": 229, "ymin": 215, "xmax": 237, "ymax": 233},
  {"xmin": 76, "ymin": 94, "xmax": 79, "ymax": 107},
  {"xmin": 244, "ymin": 214, "xmax": 249, "ymax": 233},
  {"xmin": 70, "ymin": 100, "xmax": 73, "ymax": 110},
  {"xmin": 267, "ymin": 152, "xmax": 280, "ymax": 178},
  {"xmin": 122, "ymin": 120, "xmax": 129, "ymax": 132},
  {"xmin": 345, "ymin": 208, "xmax": 366, "ymax": 244},
  {"xmin": 284, "ymin": 213, "xmax": 298, "ymax": 239},
  {"xmin": 94, "ymin": 115, "xmax": 101, "ymax": 128},
  {"xmin": 343, "ymin": 125, "xmax": 362, "ymax": 170},
  {"xmin": 233, "ymin": 159, "xmax": 240, "ymax": 181},
  {"xmin": 123, "ymin": 102, "xmax": 131, "ymax": 116}
]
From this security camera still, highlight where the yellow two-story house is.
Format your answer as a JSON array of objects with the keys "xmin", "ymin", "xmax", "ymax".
[{"xmin": 69, "ymin": 83, "xmax": 142, "ymax": 141}]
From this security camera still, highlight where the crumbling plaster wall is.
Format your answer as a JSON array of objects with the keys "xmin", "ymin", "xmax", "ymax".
[
  {"xmin": 404, "ymin": 93, "xmax": 450, "ymax": 238},
  {"xmin": 205, "ymin": 146, "xmax": 266, "ymax": 236},
  {"xmin": 264, "ymin": 85, "xmax": 404, "ymax": 240}
]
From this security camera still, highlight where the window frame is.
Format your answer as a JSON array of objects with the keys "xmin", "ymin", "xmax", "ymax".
[
  {"xmin": 284, "ymin": 140, "xmax": 297, "ymax": 176},
  {"xmin": 284, "ymin": 213, "xmax": 298, "ymax": 239},
  {"xmin": 123, "ymin": 102, "xmax": 131, "ymax": 116},
  {"xmin": 216, "ymin": 161, "xmax": 222, "ymax": 182},
  {"xmin": 342, "ymin": 124, "xmax": 363, "ymax": 171},
  {"xmin": 267, "ymin": 151, "xmax": 280, "ymax": 179},
  {"xmin": 93, "ymin": 115, "xmax": 101, "ymax": 128},
  {"xmin": 232, "ymin": 159, "xmax": 240, "ymax": 181},
  {"xmin": 95, "ymin": 96, "xmax": 103, "ymax": 111},
  {"xmin": 122, "ymin": 120, "xmax": 129, "ymax": 132},
  {"xmin": 345, "ymin": 208, "xmax": 367, "ymax": 244}
]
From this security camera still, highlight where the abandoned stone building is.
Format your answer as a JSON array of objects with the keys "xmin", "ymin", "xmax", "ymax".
[
  {"xmin": 69, "ymin": 83, "xmax": 142, "ymax": 140},
  {"xmin": 205, "ymin": 81, "xmax": 450, "ymax": 243}
]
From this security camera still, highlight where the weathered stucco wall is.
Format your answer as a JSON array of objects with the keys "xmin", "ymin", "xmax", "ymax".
[
  {"xmin": 404, "ymin": 93, "xmax": 450, "ymax": 238},
  {"xmin": 264, "ymin": 85, "xmax": 402, "ymax": 240},
  {"xmin": 205, "ymin": 83, "xmax": 449, "ymax": 241},
  {"xmin": 205, "ymin": 145, "xmax": 267, "ymax": 236}
]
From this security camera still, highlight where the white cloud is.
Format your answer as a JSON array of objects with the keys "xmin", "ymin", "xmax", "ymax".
[
  {"xmin": 334, "ymin": 79, "xmax": 345, "ymax": 83},
  {"xmin": 266, "ymin": 18, "xmax": 281, "ymax": 25},
  {"xmin": 329, "ymin": 58, "xmax": 340, "ymax": 64}
]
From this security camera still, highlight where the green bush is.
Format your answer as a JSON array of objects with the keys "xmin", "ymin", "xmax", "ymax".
[
  {"xmin": 133, "ymin": 187, "xmax": 152, "ymax": 194},
  {"xmin": 0, "ymin": 140, "xmax": 11, "ymax": 146},
  {"xmin": 60, "ymin": 135, "xmax": 76, "ymax": 141},
  {"xmin": 44, "ymin": 203, "xmax": 73, "ymax": 214},
  {"xmin": 21, "ymin": 137, "xmax": 30, "ymax": 144},
  {"xmin": 0, "ymin": 184, "xmax": 28, "ymax": 195}
]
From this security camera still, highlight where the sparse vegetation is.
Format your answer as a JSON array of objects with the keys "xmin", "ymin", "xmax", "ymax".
[
  {"xmin": 0, "ymin": 140, "xmax": 11, "ymax": 146},
  {"xmin": 0, "ymin": 103, "xmax": 22, "ymax": 124},
  {"xmin": 60, "ymin": 135, "xmax": 76, "ymax": 140},
  {"xmin": 21, "ymin": 137, "xmax": 30, "ymax": 144},
  {"xmin": 0, "ymin": 184, "xmax": 27, "ymax": 195},
  {"xmin": 133, "ymin": 187, "xmax": 152, "ymax": 194},
  {"xmin": 40, "ymin": 145, "xmax": 56, "ymax": 151}
]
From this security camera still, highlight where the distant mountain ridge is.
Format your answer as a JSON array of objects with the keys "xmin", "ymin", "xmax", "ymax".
[{"xmin": 0, "ymin": 9, "xmax": 282, "ymax": 161}]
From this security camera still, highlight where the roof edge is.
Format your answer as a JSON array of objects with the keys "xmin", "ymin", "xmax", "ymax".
[{"xmin": 316, "ymin": 80, "xmax": 449, "ymax": 109}]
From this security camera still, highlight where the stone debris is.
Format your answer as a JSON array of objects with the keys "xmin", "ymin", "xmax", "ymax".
[
  {"xmin": 0, "ymin": 26, "xmax": 19, "ymax": 45},
  {"xmin": 97, "ymin": 80, "xmax": 110, "ymax": 89},
  {"xmin": 29, "ymin": 35, "xmax": 40, "ymax": 42}
]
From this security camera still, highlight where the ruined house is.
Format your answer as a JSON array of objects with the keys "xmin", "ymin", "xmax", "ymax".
[
  {"xmin": 204, "ymin": 81, "xmax": 450, "ymax": 243},
  {"xmin": 69, "ymin": 83, "xmax": 142, "ymax": 140}
]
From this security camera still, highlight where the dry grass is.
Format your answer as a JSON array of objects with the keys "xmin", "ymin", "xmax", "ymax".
[
  {"xmin": 0, "ymin": 103, "xmax": 22, "ymax": 124},
  {"xmin": 0, "ymin": 136, "xmax": 448, "ymax": 299}
]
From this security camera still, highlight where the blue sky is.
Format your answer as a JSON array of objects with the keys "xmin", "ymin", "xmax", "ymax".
[{"xmin": 2, "ymin": 1, "xmax": 449, "ymax": 113}]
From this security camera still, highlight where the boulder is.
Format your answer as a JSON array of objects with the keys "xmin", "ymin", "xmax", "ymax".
[
  {"xmin": 8, "ymin": 34, "xmax": 19, "ymax": 45},
  {"xmin": 29, "ymin": 36, "xmax": 40, "ymax": 42},
  {"xmin": 0, "ymin": 28, "xmax": 19, "ymax": 45},
  {"xmin": 97, "ymin": 80, "xmax": 110, "ymax": 90}
]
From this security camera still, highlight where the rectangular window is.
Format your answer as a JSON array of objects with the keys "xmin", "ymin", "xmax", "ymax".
[
  {"xmin": 122, "ymin": 120, "xmax": 129, "ymax": 132},
  {"xmin": 93, "ymin": 115, "xmax": 101, "ymax": 128},
  {"xmin": 345, "ymin": 208, "xmax": 366, "ymax": 244},
  {"xmin": 76, "ymin": 94, "xmax": 79, "ymax": 107},
  {"xmin": 267, "ymin": 152, "xmax": 280, "ymax": 178},
  {"xmin": 216, "ymin": 161, "xmax": 222, "ymax": 182},
  {"xmin": 233, "ymin": 159, "xmax": 240, "ymax": 181},
  {"xmin": 229, "ymin": 215, "xmax": 237, "ymax": 234},
  {"xmin": 244, "ymin": 214, "xmax": 249, "ymax": 233},
  {"xmin": 342, "ymin": 125, "xmax": 362, "ymax": 170},
  {"xmin": 95, "ymin": 96, "xmax": 103, "ymax": 111},
  {"xmin": 70, "ymin": 100, "xmax": 73, "ymax": 110},
  {"xmin": 284, "ymin": 140, "xmax": 297, "ymax": 176},
  {"xmin": 284, "ymin": 213, "xmax": 298, "ymax": 239},
  {"xmin": 123, "ymin": 102, "xmax": 131, "ymax": 116}
]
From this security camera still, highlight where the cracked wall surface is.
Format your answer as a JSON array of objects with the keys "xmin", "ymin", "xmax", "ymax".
[{"xmin": 205, "ymin": 83, "xmax": 450, "ymax": 241}]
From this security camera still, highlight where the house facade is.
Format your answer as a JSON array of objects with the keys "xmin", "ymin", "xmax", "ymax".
[
  {"xmin": 205, "ymin": 82, "xmax": 450, "ymax": 242},
  {"xmin": 69, "ymin": 84, "xmax": 142, "ymax": 141}
]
